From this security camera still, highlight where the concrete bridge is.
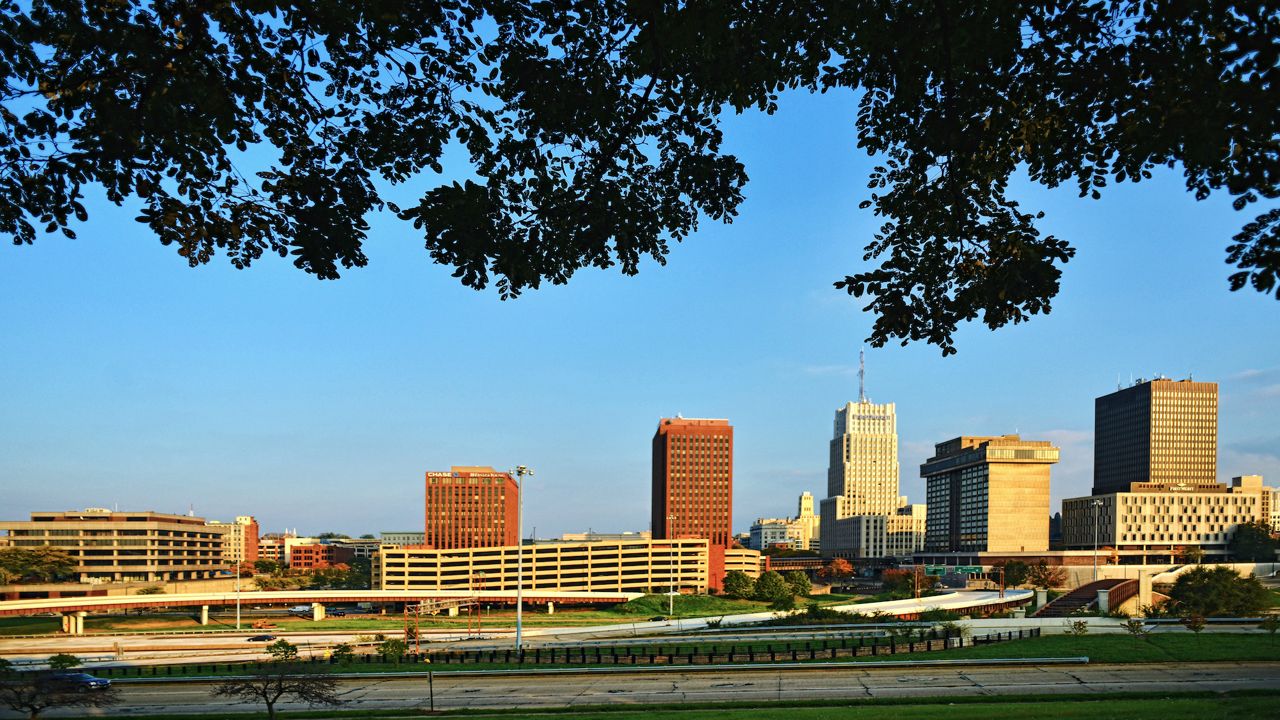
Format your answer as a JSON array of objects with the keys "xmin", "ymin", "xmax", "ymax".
[{"xmin": 0, "ymin": 589, "xmax": 644, "ymax": 634}]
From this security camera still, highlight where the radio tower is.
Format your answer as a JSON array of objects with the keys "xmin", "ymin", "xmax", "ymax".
[{"xmin": 858, "ymin": 349, "xmax": 867, "ymax": 403}]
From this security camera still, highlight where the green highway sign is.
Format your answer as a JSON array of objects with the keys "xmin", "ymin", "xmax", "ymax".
[
  {"xmin": 954, "ymin": 565, "xmax": 984, "ymax": 573},
  {"xmin": 924, "ymin": 566, "xmax": 947, "ymax": 576}
]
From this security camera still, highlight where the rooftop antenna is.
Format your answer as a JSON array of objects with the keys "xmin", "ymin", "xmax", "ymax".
[
  {"xmin": 858, "ymin": 348, "xmax": 867, "ymax": 403},
  {"xmin": 1117, "ymin": 374, "xmax": 1122, "ymax": 391}
]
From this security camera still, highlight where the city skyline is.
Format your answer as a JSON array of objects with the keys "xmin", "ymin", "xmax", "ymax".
[{"xmin": 2, "ymin": 91, "xmax": 1277, "ymax": 538}]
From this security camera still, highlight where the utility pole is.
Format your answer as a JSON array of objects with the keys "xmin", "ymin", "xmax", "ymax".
[
  {"xmin": 513, "ymin": 465, "xmax": 533, "ymax": 651},
  {"xmin": 667, "ymin": 514, "xmax": 678, "ymax": 617}
]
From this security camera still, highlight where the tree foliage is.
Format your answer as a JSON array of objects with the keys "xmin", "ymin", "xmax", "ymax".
[
  {"xmin": 0, "ymin": 671, "xmax": 121, "ymax": 719},
  {"xmin": 751, "ymin": 571, "xmax": 790, "ymax": 603},
  {"xmin": 1027, "ymin": 561, "xmax": 1068, "ymax": 590},
  {"xmin": 44, "ymin": 655, "xmax": 79, "ymax": 671},
  {"xmin": 1167, "ymin": 565, "xmax": 1269, "ymax": 617},
  {"xmin": 3, "ymin": 2, "xmax": 1274, "ymax": 354},
  {"xmin": 1228, "ymin": 521, "xmax": 1279, "ymax": 562},
  {"xmin": 782, "ymin": 570, "xmax": 811, "ymax": 597},
  {"xmin": 0, "ymin": 547, "xmax": 77, "ymax": 585},
  {"xmin": 210, "ymin": 665, "xmax": 340, "ymax": 720},
  {"xmin": 817, "ymin": 558, "xmax": 853, "ymax": 580},
  {"xmin": 721, "ymin": 570, "xmax": 755, "ymax": 599},
  {"xmin": 995, "ymin": 560, "xmax": 1030, "ymax": 588}
]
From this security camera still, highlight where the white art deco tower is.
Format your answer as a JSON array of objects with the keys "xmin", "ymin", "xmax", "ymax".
[{"xmin": 819, "ymin": 353, "xmax": 901, "ymax": 558}]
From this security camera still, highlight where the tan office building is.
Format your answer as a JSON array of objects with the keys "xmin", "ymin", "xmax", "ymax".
[
  {"xmin": 374, "ymin": 538, "xmax": 762, "ymax": 594},
  {"xmin": 206, "ymin": 515, "xmax": 259, "ymax": 567},
  {"xmin": 1062, "ymin": 475, "xmax": 1271, "ymax": 559},
  {"xmin": 0, "ymin": 509, "xmax": 227, "ymax": 583},
  {"xmin": 1094, "ymin": 378, "xmax": 1218, "ymax": 495},
  {"xmin": 922, "ymin": 435, "xmax": 1059, "ymax": 553}
]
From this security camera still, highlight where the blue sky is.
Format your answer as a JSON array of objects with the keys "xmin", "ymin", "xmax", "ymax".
[{"xmin": 1, "ymin": 89, "xmax": 1277, "ymax": 538}]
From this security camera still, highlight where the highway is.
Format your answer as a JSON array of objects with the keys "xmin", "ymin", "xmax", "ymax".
[{"xmin": 4, "ymin": 661, "xmax": 1276, "ymax": 717}]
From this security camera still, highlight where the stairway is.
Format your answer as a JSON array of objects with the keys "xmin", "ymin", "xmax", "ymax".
[{"xmin": 1032, "ymin": 578, "xmax": 1128, "ymax": 618}]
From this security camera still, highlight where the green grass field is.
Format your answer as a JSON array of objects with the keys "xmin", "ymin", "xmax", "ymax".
[{"xmin": 81, "ymin": 632, "xmax": 1280, "ymax": 680}]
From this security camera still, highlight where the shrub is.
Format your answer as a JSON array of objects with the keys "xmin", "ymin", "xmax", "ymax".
[
  {"xmin": 46, "ymin": 654, "xmax": 80, "ymax": 671},
  {"xmin": 1063, "ymin": 619, "xmax": 1089, "ymax": 636}
]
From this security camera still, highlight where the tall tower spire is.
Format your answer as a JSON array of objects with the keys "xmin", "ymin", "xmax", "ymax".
[{"xmin": 858, "ymin": 349, "xmax": 867, "ymax": 403}]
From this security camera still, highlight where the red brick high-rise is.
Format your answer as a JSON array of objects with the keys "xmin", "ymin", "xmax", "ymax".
[
  {"xmin": 652, "ymin": 417, "xmax": 734, "ymax": 548},
  {"xmin": 424, "ymin": 466, "xmax": 519, "ymax": 549}
]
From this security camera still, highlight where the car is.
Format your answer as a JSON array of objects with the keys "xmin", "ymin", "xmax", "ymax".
[
  {"xmin": 328, "ymin": 610, "xmax": 346, "ymax": 617},
  {"xmin": 648, "ymin": 616, "xmax": 667, "ymax": 622},
  {"xmin": 49, "ymin": 673, "xmax": 111, "ymax": 690},
  {"xmin": 247, "ymin": 634, "xmax": 276, "ymax": 642}
]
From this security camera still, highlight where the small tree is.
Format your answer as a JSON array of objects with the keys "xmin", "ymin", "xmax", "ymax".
[
  {"xmin": 1258, "ymin": 615, "xmax": 1279, "ymax": 640},
  {"xmin": 722, "ymin": 570, "xmax": 755, "ymax": 599},
  {"xmin": 211, "ymin": 666, "xmax": 340, "ymax": 720},
  {"xmin": 330, "ymin": 643, "xmax": 355, "ymax": 666},
  {"xmin": 1182, "ymin": 614, "xmax": 1207, "ymax": 639},
  {"xmin": 0, "ymin": 671, "xmax": 121, "ymax": 719},
  {"xmin": 1027, "ymin": 562, "xmax": 1068, "ymax": 590},
  {"xmin": 1063, "ymin": 619, "xmax": 1089, "ymax": 636},
  {"xmin": 817, "ymin": 558, "xmax": 853, "ymax": 580},
  {"xmin": 266, "ymin": 640, "xmax": 299, "ymax": 663},
  {"xmin": 997, "ymin": 560, "xmax": 1030, "ymax": 588},
  {"xmin": 752, "ymin": 571, "xmax": 790, "ymax": 604},
  {"xmin": 378, "ymin": 638, "xmax": 408, "ymax": 661},
  {"xmin": 1122, "ymin": 618, "xmax": 1151, "ymax": 643},
  {"xmin": 135, "ymin": 585, "xmax": 166, "ymax": 595},
  {"xmin": 783, "ymin": 571, "xmax": 812, "ymax": 597},
  {"xmin": 45, "ymin": 655, "xmax": 79, "ymax": 671}
]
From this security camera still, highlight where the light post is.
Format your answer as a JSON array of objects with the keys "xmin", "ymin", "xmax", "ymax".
[
  {"xmin": 235, "ymin": 564, "xmax": 241, "ymax": 631},
  {"xmin": 666, "ymin": 514, "xmax": 677, "ymax": 617},
  {"xmin": 1091, "ymin": 498, "xmax": 1104, "ymax": 582},
  {"xmin": 513, "ymin": 465, "xmax": 533, "ymax": 651}
]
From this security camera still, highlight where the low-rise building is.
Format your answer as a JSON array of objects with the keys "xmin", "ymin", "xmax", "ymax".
[
  {"xmin": 747, "ymin": 493, "xmax": 821, "ymax": 551},
  {"xmin": 374, "ymin": 538, "xmax": 761, "ymax": 594},
  {"xmin": 1062, "ymin": 476, "xmax": 1273, "ymax": 560},
  {"xmin": 557, "ymin": 531, "xmax": 651, "ymax": 543},
  {"xmin": 379, "ymin": 531, "xmax": 425, "ymax": 547},
  {"xmin": 289, "ymin": 544, "xmax": 357, "ymax": 570},
  {"xmin": 0, "ymin": 509, "xmax": 226, "ymax": 583}
]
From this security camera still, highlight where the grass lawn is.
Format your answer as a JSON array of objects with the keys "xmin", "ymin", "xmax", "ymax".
[
  {"xmin": 876, "ymin": 632, "xmax": 1280, "ymax": 664},
  {"xmin": 86, "ymin": 632, "xmax": 1280, "ymax": 680},
  {"xmin": 605, "ymin": 594, "xmax": 769, "ymax": 618},
  {"xmin": 0, "ymin": 616, "xmax": 62, "ymax": 635}
]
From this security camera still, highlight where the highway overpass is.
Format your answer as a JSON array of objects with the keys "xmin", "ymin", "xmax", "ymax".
[{"xmin": 0, "ymin": 589, "xmax": 644, "ymax": 633}]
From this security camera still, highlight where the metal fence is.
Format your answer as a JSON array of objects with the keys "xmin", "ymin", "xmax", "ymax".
[{"xmin": 87, "ymin": 628, "xmax": 1040, "ymax": 676}]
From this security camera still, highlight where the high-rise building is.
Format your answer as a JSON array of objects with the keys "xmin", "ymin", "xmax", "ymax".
[
  {"xmin": 424, "ymin": 466, "xmax": 519, "ymax": 549},
  {"xmin": 207, "ymin": 515, "xmax": 259, "ymax": 567},
  {"xmin": 651, "ymin": 417, "xmax": 734, "ymax": 548},
  {"xmin": 819, "ymin": 399, "xmax": 899, "ymax": 558},
  {"xmin": 1093, "ymin": 378, "xmax": 1218, "ymax": 495},
  {"xmin": 922, "ymin": 435, "xmax": 1059, "ymax": 553}
]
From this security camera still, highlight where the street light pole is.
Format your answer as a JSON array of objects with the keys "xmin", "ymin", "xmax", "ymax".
[
  {"xmin": 1092, "ymin": 498, "xmax": 1104, "ymax": 583},
  {"xmin": 513, "ymin": 465, "xmax": 533, "ymax": 652},
  {"xmin": 235, "ymin": 564, "xmax": 241, "ymax": 631},
  {"xmin": 666, "ymin": 514, "xmax": 677, "ymax": 617}
]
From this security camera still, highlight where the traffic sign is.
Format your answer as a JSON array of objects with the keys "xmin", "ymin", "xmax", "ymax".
[{"xmin": 955, "ymin": 565, "xmax": 984, "ymax": 573}]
